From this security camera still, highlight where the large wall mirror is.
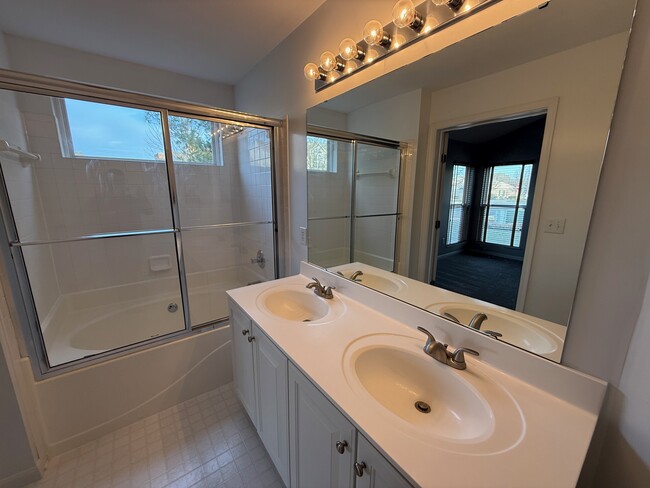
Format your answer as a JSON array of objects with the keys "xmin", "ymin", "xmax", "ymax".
[{"xmin": 306, "ymin": 0, "xmax": 636, "ymax": 362}]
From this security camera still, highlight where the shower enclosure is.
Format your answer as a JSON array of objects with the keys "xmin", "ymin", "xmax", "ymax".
[
  {"xmin": 307, "ymin": 127, "xmax": 403, "ymax": 271},
  {"xmin": 0, "ymin": 72, "xmax": 280, "ymax": 374}
]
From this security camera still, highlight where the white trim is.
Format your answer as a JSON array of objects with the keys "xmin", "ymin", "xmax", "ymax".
[{"xmin": 419, "ymin": 98, "xmax": 560, "ymax": 313}]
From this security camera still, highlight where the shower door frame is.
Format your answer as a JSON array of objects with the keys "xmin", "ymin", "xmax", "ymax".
[
  {"xmin": 0, "ymin": 69, "xmax": 282, "ymax": 379},
  {"xmin": 306, "ymin": 125, "xmax": 407, "ymax": 271}
]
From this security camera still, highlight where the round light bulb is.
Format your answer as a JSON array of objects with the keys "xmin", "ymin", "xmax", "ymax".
[
  {"xmin": 392, "ymin": 0, "xmax": 416, "ymax": 28},
  {"xmin": 363, "ymin": 20, "xmax": 386, "ymax": 46},
  {"xmin": 303, "ymin": 63, "xmax": 321, "ymax": 81},
  {"xmin": 319, "ymin": 51, "xmax": 337, "ymax": 72},
  {"xmin": 339, "ymin": 38, "xmax": 359, "ymax": 61}
]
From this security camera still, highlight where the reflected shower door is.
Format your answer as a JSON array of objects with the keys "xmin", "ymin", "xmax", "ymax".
[
  {"xmin": 353, "ymin": 143, "xmax": 401, "ymax": 271},
  {"xmin": 306, "ymin": 135, "xmax": 354, "ymax": 267},
  {"xmin": 0, "ymin": 90, "xmax": 185, "ymax": 366},
  {"xmin": 170, "ymin": 115, "xmax": 276, "ymax": 327}
]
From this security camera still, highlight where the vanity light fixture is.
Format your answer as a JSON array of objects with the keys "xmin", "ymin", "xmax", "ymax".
[
  {"xmin": 304, "ymin": 0, "xmax": 497, "ymax": 91},
  {"xmin": 339, "ymin": 38, "xmax": 366, "ymax": 61},
  {"xmin": 432, "ymin": 0, "xmax": 466, "ymax": 11},
  {"xmin": 319, "ymin": 51, "xmax": 345, "ymax": 72},
  {"xmin": 304, "ymin": 62, "xmax": 326, "ymax": 81},
  {"xmin": 363, "ymin": 20, "xmax": 393, "ymax": 48},
  {"xmin": 392, "ymin": 0, "xmax": 425, "ymax": 32}
]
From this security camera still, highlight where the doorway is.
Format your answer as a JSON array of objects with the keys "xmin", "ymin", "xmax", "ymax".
[{"xmin": 431, "ymin": 113, "xmax": 546, "ymax": 309}]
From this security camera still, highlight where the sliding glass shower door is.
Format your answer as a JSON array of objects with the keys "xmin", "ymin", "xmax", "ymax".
[
  {"xmin": 0, "ymin": 87, "xmax": 277, "ymax": 371},
  {"xmin": 307, "ymin": 130, "xmax": 402, "ymax": 271}
]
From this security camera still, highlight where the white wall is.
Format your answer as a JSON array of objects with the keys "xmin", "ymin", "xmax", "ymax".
[
  {"xmin": 3, "ymin": 34, "xmax": 234, "ymax": 109},
  {"xmin": 567, "ymin": 0, "xmax": 650, "ymax": 483},
  {"xmin": 424, "ymin": 33, "xmax": 628, "ymax": 325}
]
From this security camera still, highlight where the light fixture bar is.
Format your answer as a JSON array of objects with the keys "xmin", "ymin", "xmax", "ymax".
[{"xmin": 310, "ymin": 0, "xmax": 498, "ymax": 92}]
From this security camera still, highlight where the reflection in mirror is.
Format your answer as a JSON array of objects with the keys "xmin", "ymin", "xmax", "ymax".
[{"xmin": 306, "ymin": 0, "xmax": 636, "ymax": 362}]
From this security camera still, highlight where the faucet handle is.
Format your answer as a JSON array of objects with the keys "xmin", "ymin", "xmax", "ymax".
[
  {"xmin": 306, "ymin": 277, "xmax": 322, "ymax": 289},
  {"xmin": 451, "ymin": 347, "xmax": 479, "ymax": 364},
  {"xmin": 416, "ymin": 326, "xmax": 436, "ymax": 349}
]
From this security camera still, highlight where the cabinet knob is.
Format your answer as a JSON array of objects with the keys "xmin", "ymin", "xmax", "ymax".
[
  {"xmin": 242, "ymin": 329, "xmax": 250, "ymax": 336},
  {"xmin": 335, "ymin": 440, "xmax": 348, "ymax": 454},
  {"xmin": 248, "ymin": 336, "xmax": 255, "ymax": 343},
  {"xmin": 354, "ymin": 461, "xmax": 367, "ymax": 477}
]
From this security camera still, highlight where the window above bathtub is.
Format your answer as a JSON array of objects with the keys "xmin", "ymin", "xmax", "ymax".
[{"xmin": 52, "ymin": 98, "xmax": 228, "ymax": 166}]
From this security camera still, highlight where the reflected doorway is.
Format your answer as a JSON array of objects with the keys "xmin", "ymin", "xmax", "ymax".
[{"xmin": 431, "ymin": 113, "xmax": 546, "ymax": 309}]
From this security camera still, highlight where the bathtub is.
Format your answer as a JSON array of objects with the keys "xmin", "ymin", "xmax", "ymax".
[
  {"xmin": 20, "ymin": 267, "xmax": 266, "ymax": 456},
  {"xmin": 42, "ymin": 267, "xmax": 263, "ymax": 366}
]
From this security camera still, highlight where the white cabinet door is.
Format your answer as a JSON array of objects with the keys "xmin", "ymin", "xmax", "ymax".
[
  {"xmin": 354, "ymin": 435, "xmax": 412, "ymax": 488},
  {"xmin": 252, "ymin": 323, "xmax": 290, "ymax": 487},
  {"xmin": 288, "ymin": 363, "xmax": 356, "ymax": 488},
  {"xmin": 229, "ymin": 303, "xmax": 257, "ymax": 425}
]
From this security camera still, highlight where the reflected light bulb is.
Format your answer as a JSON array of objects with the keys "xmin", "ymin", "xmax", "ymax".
[
  {"xmin": 303, "ymin": 63, "xmax": 323, "ymax": 81},
  {"xmin": 392, "ymin": 0, "xmax": 424, "ymax": 31},
  {"xmin": 339, "ymin": 38, "xmax": 364, "ymax": 61},
  {"xmin": 363, "ymin": 20, "xmax": 391, "ymax": 47},
  {"xmin": 319, "ymin": 51, "xmax": 338, "ymax": 72},
  {"xmin": 393, "ymin": 0, "xmax": 416, "ymax": 28}
]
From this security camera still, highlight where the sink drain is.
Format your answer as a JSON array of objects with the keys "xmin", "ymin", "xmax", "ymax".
[
  {"xmin": 414, "ymin": 401, "xmax": 431, "ymax": 413},
  {"xmin": 302, "ymin": 319, "xmax": 311, "ymax": 322}
]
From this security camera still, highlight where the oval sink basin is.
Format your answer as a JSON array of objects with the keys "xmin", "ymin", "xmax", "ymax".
[
  {"xmin": 343, "ymin": 334, "xmax": 524, "ymax": 454},
  {"xmin": 355, "ymin": 273, "xmax": 405, "ymax": 294},
  {"xmin": 427, "ymin": 302, "xmax": 562, "ymax": 356},
  {"xmin": 256, "ymin": 284, "xmax": 346, "ymax": 324}
]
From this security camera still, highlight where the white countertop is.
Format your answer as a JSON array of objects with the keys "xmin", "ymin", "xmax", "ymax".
[{"xmin": 227, "ymin": 269, "xmax": 604, "ymax": 488}]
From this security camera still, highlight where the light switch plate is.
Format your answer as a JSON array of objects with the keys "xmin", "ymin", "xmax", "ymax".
[{"xmin": 544, "ymin": 218, "xmax": 566, "ymax": 234}]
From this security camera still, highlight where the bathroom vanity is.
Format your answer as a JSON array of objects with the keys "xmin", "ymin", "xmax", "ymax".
[{"xmin": 227, "ymin": 262, "xmax": 606, "ymax": 488}]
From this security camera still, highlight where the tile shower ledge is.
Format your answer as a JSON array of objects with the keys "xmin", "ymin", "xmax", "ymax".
[{"xmin": 227, "ymin": 272, "xmax": 605, "ymax": 488}]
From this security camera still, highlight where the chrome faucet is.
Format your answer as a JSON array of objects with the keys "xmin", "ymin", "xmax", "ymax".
[
  {"xmin": 468, "ymin": 313, "xmax": 488, "ymax": 330},
  {"xmin": 306, "ymin": 277, "xmax": 335, "ymax": 299},
  {"xmin": 416, "ymin": 327, "xmax": 479, "ymax": 370},
  {"xmin": 349, "ymin": 270, "xmax": 364, "ymax": 282}
]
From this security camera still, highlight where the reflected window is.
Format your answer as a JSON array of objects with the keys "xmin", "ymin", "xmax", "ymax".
[
  {"xmin": 446, "ymin": 164, "xmax": 473, "ymax": 245},
  {"xmin": 478, "ymin": 163, "xmax": 533, "ymax": 247},
  {"xmin": 248, "ymin": 129, "xmax": 271, "ymax": 167},
  {"xmin": 307, "ymin": 135, "xmax": 338, "ymax": 172}
]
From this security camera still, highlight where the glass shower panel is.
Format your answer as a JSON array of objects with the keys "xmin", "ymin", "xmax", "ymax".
[
  {"xmin": 308, "ymin": 217, "xmax": 351, "ymax": 268},
  {"xmin": 170, "ymin": 114, "xmax": 276, "ymax": 326},
  {"xmin": 170, "ymin": 116, "xmax": 274, "ymax": 226},
  {"xmin": 181, "ymin": 224, "xmax": 275, "ymax": 326},
  {"xmin": 0, "ymin": 90, "xmax": 174, "ymax": 242},
  {"xmin": 21, "ymin": 233, "xmax": 185, "ymax": 366},
  {"xmin": 353, "ymin": 215, "xmax": 398, "ymax": 271},
  {"xmin": 354, "ymin": 143, "xmax": 400, "ymax": 217}
]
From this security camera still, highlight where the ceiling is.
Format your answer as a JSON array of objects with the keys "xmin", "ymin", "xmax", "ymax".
[{"xmin": 0, "ymin": 0, "xmax": 326, "ymax": 85}]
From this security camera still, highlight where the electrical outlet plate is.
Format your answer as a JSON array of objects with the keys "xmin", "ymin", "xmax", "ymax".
[
  {"xmin": 299, "ymin": 226, "xmax": 308, "ymax": 246},
  {"xmin": 544, "ymin": 218, "xmax": 566, "ymax": 234}
]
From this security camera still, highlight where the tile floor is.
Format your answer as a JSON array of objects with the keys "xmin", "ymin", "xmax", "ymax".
[{"xmin": 28, "ymin": 383, "xmax": 285, "ymax": 488}]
